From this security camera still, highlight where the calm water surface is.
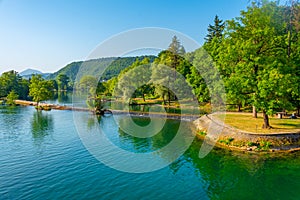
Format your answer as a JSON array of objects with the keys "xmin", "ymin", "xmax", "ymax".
[{"xmin": 1, "ymin": 105, "xmax": 300, "ymax": 199}]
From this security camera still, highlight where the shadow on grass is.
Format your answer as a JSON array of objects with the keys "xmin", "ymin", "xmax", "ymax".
[{"xmin": 275, "ymin": 123, "xmax": 300, "ymax": 128}]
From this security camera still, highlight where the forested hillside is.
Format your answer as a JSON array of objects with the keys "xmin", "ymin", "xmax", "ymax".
[{"xmin": 47, "ymin": 56, "xmax": 156, "ymax": 82}]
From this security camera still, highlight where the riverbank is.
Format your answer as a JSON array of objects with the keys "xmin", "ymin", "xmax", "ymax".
[
  {"xmin": 14, "ymin": 100, "xmax": 199, "ymax": 121},
  {"xmin": 15, "ymin": 99, "xmax": 300, "ymax": 153},
  {"xmin": 194, "ymin": 114, "xmax": 300, "ymax": 153}
]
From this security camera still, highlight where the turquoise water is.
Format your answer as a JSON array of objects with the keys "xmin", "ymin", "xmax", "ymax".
[{"xmin": 1, "ymin": 105, "xmax": 300, "ymax": 199}]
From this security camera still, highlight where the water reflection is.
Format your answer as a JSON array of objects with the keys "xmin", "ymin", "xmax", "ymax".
[
  {"xmin": 48, "ymin": 91, "xmax": 74, "ymax": 106},
  {"xmin": 31, "ymin": 111, "xmax": 53, "ymax": 149},
  {"xmin": 116, "ymin": 117, "xmax": 177, "ymax": 153},
  {"xmin": 0, "ymin": 105, "xmax": 21, "ymax": 115},
  {"xmin": 116, "ymin": 117, "xmax": 195, "ymax": 164},
  {"xmin": 79, "ymin": 113, "xmax": 300, "ymax": 198},
  {"xmin": 57, "ymin": 91, "xmax": 69, "ymax": 103},
  {"xmin": 183, "ymin": 138, "xmax": 300, "ymax": 199},
  {"xmin": 0, "ymin": 106, "xmax": 25, "ymax": 146},
  {"xmin": 86, "ymin": 115, "xmax": 101, "ymax": 130}
]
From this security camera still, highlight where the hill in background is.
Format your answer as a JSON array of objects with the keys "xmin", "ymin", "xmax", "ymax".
[
  {"xmin": 47, "ymin": 56, "xmax": 156, "ymax": 82},
  {"xmin": 20, "ymin": 68, "xmax": 50, "ymax": 79}
]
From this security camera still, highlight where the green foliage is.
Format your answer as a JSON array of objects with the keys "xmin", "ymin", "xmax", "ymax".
[
  {"xmin": 47, "ymin": 56, "xmax": 156, "ymax": 83},
  {"xmin": 6, "ymin": 90, "xmax": 19, "ymax": 106},
  {"xmin": 219, "ymin": 137, "xmax": 234, "ymax": 145},
  {"xmin": 198, "ymin": 131, "xmax": 207, "ymax": 136},
  {"xmin": 186, "ymin": 48, "xmax": 211, "ymax": 103},
  {"xmin": 0, "ymin": 70, "xmax": 29, "ymax": 100},
  {"xmin": 57, "ymin": 74, "xmax": 70, "ymax": 91},
  {"xmin": 203, "ymin": 1, "xmax": 300, "ymax": 127},
  {"xmin": 79, "ymin": 75, "xmax": 98, "ymax": 95},
  {"xmin": 29, "ymin": 75, "xmax": 54, "ymax": 106},
  {"xmin": 115, "ymin": 58, "xmax": 153, "ymax": 102},
  {"xmin": 247, "ymin": 141, "xmax": 255, "ymax": 147},
  {"xmin": 205, "ymin": 15, "xmax": 225, "ymax": 43},
  {"xmin": 259, "ymin": 140, "xmax": 272, "ymax": 150}
]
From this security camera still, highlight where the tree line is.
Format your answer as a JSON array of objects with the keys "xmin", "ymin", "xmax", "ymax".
[
  {"xmin": 1, "ymin": 0, "xmax": 299, "ymax": 128},
  {"xmin": 204, "ymin": 1, "xmax": 300, "ymax": 128},
  {"xmin": 92, "ymin": 1, "xmax": 300, "ymax": 128},
  {"xmin": 0, "ymin": 70, "xmax": 70, "ymax": 106}
]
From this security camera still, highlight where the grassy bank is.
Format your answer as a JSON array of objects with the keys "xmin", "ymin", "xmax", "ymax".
[
  {"xmin": 194, "ymin": 113, "xmax": 300, "ymax": 153},
  {"xmin": 215, "ymin": 112, "xmax": 300, "ymax": 134}
]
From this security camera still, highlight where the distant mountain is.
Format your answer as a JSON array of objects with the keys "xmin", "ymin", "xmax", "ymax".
[
  {"xmin": 20, "ymin": 69, "xmax": 43, "ymax": 76},
  {"xmin": 47, "ymin": 56, "xmax": 156, "ymax": 82},
  {"xmin": 20, "ymin": 68, "xmax": 50, "ymax": 79}
]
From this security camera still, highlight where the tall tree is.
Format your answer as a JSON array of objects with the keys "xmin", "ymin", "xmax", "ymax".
[
  {"xmin": 57, "ymin": 74, "xmax": 69, "ymax": 91},
  {"xmin": 168, "ymin": 36, "xmax": 181, "ymax": 54},
  {"xmin": 153, "ymin": 37, "xmax": 189, "ymax": 105},
  {"xmin": 79, "ymin": 75, "xmax": 98, "ymax": 95},
  {"xmin": 285, "ymin": 1, "xmax": 300, "ymax": 116},
  {"xmin": 216, "ymin": 2, "xmax": 294, "ymax": 128},
  {"xmin": 29, "ymin": 75, "xmax": 54, "ymax": 107},
  {"xmin": 185, "ymin": 49, "xmax": 210, "ymax": 103},
  {"xmin": 0, "ymin": 70, "xmax": 29, "ymax": 100},
  {"xmin": 115, "ymin": 57, "xmax": 152, "ymax": 102},
  {"xmin": 205, "ymin": 15, "xmax": 225, "ymax": 43}
]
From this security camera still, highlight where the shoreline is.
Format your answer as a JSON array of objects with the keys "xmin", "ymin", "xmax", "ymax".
[
  {"xmin": 14, "ymin": 100, "xmax": 300, "ymax": 153},
  {"xmin": 14, "ymin": 100, "xmax": 200, "ymax": 121},
  {"xmin": 194, "ymin": 114, "xmax": 300, "ymax": 153}
]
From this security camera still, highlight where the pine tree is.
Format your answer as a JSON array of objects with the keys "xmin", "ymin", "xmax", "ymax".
[
  {"xmin": 205, "ymin": 15, "xmax": 225, "ymax": 43},
  {"xmin": 168, "ymin": 36, "xmax": 181, "ymax": 54}
]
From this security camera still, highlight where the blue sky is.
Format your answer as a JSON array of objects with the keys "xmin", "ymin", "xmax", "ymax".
[{"xmin": 0, "ymin": 0, "xmax": 249, "ymax": 74}]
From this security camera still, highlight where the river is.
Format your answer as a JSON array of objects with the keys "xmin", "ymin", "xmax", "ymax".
[{"xmin": 0, "ymin": 102, "xmax": 300, "ymax": 199}]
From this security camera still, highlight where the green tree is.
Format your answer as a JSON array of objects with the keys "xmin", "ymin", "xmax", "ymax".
[
  {"xmin": 215, "ymin": 1, "xmax": 295, "ymax": 128},
  {"xmin": 205, "ymin": 15, "xmax": 225, "ymax": 43},
  {"xmin": 6, "ymin": 90, "xmax": 19, "ymax": 106},
  {"xmin": 153, "ymin": 37, "xmax": 190, "ymax": 105},
  {"xmin": 0, "ymin": 70, "xmax": 29, "ymax": 100},
  {"xmin": 186, "ymin": 49, "xmax": 210, "ymax": 103},
  {"xmin": 286, "ymin": 2, "xmax": 300, "ymax": 115},
  {"xmin": 57, "ymin": 74, "xmax": 69, "ymax": 91},
  {"xmin": 29, "ymin": 75, "xmax": 54, "ymax": 107},
  {"xmin": 115, "ymin": 58, "xmax": 152, "ymax": 102},
  {"xmin": 79, "ymin": 75, "xmax": 98, "ymax": 95},
  {"xmin": 168, "ymin": 35, "xmax": 181, "ymax": 54},
  {"xmin": 0, "ymin": 70, "xmax": 20, "ymax": 97}
]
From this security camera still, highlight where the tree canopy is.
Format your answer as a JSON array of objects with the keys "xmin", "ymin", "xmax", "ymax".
[{"xmin": 29, "ymin": 75, "xmax": 54, "ymax": 106}]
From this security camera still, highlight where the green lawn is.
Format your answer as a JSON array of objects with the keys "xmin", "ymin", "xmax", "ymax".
[{"xmin": 215, "ymin": 112, "xmax": 300, "ymax": 134}]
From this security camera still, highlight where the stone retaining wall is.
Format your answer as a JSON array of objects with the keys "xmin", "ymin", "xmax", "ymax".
[{"xmin": 194, "ymin": 114, "xmax": 300, "ymax": 151}]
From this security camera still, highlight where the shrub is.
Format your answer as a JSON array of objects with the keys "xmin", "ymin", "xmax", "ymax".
[
  {"xmin": 6, "ymin": 90, "xmax": 19, "ymax": 106},
  {"xmin": 259, "ymin": 141, "xmax": 272, "ymax": 150},
  {"xmin": 219, "ymin": 137, "xmax": 234, "ymax": 145},
  {"xmin": 247, "ymin": 141, "xmax": 256, "ymax": 147},
  {"xmin": 198, "ymin": 131, "xmax": 207, "ymax": 136}
]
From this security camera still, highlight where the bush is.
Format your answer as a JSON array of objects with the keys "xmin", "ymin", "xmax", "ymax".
[
  {"xmin": 198, "ymin": 131, "xmax": 207, "ymax": 136},
  {"xmin": 219, "ymin": 137, "xmax": 234, "ymax": 145},
  {"xmin": 247, "ymin": 141, "xmax": 256, "ymax": 147},
  {"xmin": 6, "ymin": 90, "xmax": 19, "ymax": 106},
  {"xmin": 259, "ymin": 141, "xmax": 272, "ymax": 150}
]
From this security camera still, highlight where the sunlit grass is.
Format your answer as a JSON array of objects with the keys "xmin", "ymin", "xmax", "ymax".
[{"xmin": 215, "ymin": 113, "xmax": 300, "ymax": 134}]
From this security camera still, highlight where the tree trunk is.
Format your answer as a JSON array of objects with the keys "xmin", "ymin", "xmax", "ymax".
[
  {"xmin": 238, "ymin": 104, "xmax": 241, "ymax": 112},
  {"xmin": 168, "ymin": 90, "xmax": 171, "ymax": 106},
  {"xmin": 262, "ymin": 110, "xmax": 271, "ymax": 129},
  {"xmin": 297, "ymin": 106, "xmax": 300, "ymax": 117},
  {"xmin": 142, "ymin": 105, "xmax": 145, "ymax": 112},
  {"xmin": 162, "ymin": 95, "xmax": 166, "ymax": 105},
  {"xmin": 142, "ymin": 94, "xmax": 145, "ymax": 102},
  {"xmin": 252, "ymin": 106, "xmax": 257, "ymax": 118}
]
